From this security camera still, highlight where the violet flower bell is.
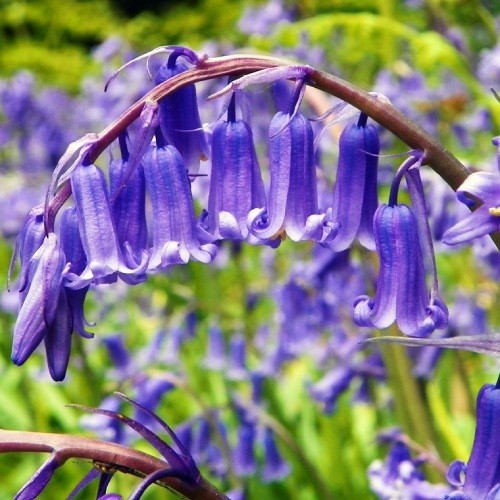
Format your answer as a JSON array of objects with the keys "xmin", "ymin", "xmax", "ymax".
[
  {"xmin": 446, "ymin": 377, "xmax": 500, "ymax": 499},
  {"xmin": 142, "ymin": 135, "xmax": 217, "ymax": 270},
  {"xmin": 154, "ymin": 48, "xmax": 209, "ymax": 173},
  {"xmin": 248, "ymin": 110, "xmax": 336, "ymax": 243},
  {"xmin": 203, "ymin": 99, "xmax": 266, "ymax": 240},
  {"xmin": 329, "ymin": 112, "xmax": 380, "ymax": 251},
  {"xmin": 9, "ymin": 205, "xmax": 45, "ymax": 293},
  {"xmin": 442, "ymin": 136, "xmax": 500, "ymax": 245},
  {"xmin": 353, "ymin": 203, "xmax": 448, "ymax": 336},
  {"xmin": 11, "ymin": 233, "xmax": 68, "ymax": 369},
  {"xmin": 109, "ymin": 133, "xmax": 148, "ymax": 268},
  {"xmin": 354, "ymin": 152, "xmax": 448, "ymax": 337},
  {"xmin": 66, "ymin": 162, "xmax": 148, "ymax": 289}
]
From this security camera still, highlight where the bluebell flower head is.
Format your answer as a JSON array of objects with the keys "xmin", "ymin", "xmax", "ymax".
[
  {"xmin": 446, "ymin": 377, "xmax": 500, "ymax": 499},
  {"xmin": 109, "ymin": 134, "xmax": 148, "ymax": 268},
  {"xmin": 330, "ymin": 113, "xmax": 380, "ymax": 251},
  {"xmin": 43, "ymin": 286, "xmax": 73, "ymax": 381},
  {"xmin": 204, "ymin": 116, "xmax": 265, "ymax": 240},
  {"xmin": 141, "ymin": 140, "xmax": 217, "ymax": 269},
  {"xmin": 9, "ymin": 205, "xmax": 45, "ymax": 292},
  {"xmin": 68, "ymin": 162, "xmax": 148, "ymax": 288},
  {"xmin": 443, "ymin": 137, "xmax": 500, "ymax": 245},
  {"xmin": 353, "ymin": 203, "xmax": 448, "ymax": 336},
  {"xmin": 155, "ymin": 50, "xmax": 208, "ymax": 173},
  {"xmin": 12, "ymin": 233, "xmax": 68, "ymax": 367},
  {"xmin": 248, "ymin": 111, "xmax": 336, "ymax": 243},
  {"xmin": 59, "ymin": 207, "xmax": 94, "ymax": 340}
]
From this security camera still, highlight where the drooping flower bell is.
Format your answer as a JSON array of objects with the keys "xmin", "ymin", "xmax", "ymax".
[
  {"xmin": 446, "ymin": 377, "xmax": 500, "ymax": 499},
  {"xmin": 11, "ymin": 233, "xmax": 68, "ymax": 370},
  {"xmin": 67, "ymin": 161, "xmax": 148, "ymax": 288},
  {"xmin": 154, "ymin": 48, "xmax": 208, "ymax": 173},
  {"xmin": 248, "ymin": 78, "xmax": 336, "ymax": 243},
  {"xmin": 109, "ymin": 132, "xmax": 148, "ymax": 268},
  {"xmin": 203, "ymin": 92, "xmax": 266, "ymax": 240},
  {"xmin": 329, "ymin": 112, "xmax": 380, "ymax": 251},
  {"xmin": 141, "ymin": 131, "xmax": 217, "ymax": 270},
  {"xmin": 9, "ymin": 205, "xmax": 45, "ymax": 294},
  {"xmin": 353, "ymin": 151, "xmax": 448, "ymax": 336}
]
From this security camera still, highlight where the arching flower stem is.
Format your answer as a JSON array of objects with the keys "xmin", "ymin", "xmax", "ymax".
[{"xmin": 44, "ymin": 52, "xmax": 481, "ymax": 243}]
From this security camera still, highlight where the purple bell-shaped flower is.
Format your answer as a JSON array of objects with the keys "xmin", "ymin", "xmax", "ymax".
[
  {"xmin": 142, "ymin": 134, "xmax": 217, "ymax": 270},
  {"xmin": 155, "ymin": 49, "xmax": 208, "ymax": 173},
  {"xmin": 11, "ymin": 233, "xmax": 68, "ymax": 368},
  {"xmin": 447, "ymin": 377, "xmax": 500, "ymax": 499},
  {"xmin": 248, "ymin": 111, "xmax": 335, "ymax": 243},
  {"xmin": 353, "ymin": 152, "xmax": 448, "ymax": 336},
  {"xmin": 329, "ymin": 112, "xmax": 380, "ymax": 251},
  {"xmin": 68, "ymin": 162, "xmax": 148, "ymax": 288},
  {"xmin": 205, "ymin": 98, "xmax": 266, "ymax": 240}
]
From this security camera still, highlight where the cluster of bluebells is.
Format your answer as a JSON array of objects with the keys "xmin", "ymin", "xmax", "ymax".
[{"xmin": 10, "ymin": 42, "xmax": 482, "ymax": 381}]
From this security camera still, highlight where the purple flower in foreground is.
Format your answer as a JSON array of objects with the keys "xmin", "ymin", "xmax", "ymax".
[
  {"xmin": 443, "ymin": 137, "xmax": 500, "ymax": 245},
  {"xmin": 142, "ymin": 141, "xmax": 217, "ymax": 269},
  {"xmin": 204, "ymin": 116, "xmax": 265, "ymax": 240},
  {"xmin": 446, "ymin": 377, "xmax": 500, "ymax": 499},
  {"xmin": 67, "ymin": 163, "xmax": 148, "ymax": 288},
  {"xmin": 329, "ymin": 113, "xmax": 380, "ymax": 251},
  {"xmin": 12, "ymin": 233, "xmax": 67, "ymax": 368},
  {"xmin": 109, "ymin": 134, "xmax": 148, "ymax": 268},
  {"xmin": 248, "ymin": 111, "xmax": 336, "ymax": 243},
  {"xmin": 353, "ymin": 203, "xmax": 448, "ymax": 336},
  {"xmin": 155, "ymin": 50, "xmax": 208, "ymax": 173}
]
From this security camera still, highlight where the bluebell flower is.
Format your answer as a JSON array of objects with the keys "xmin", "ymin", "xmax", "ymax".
[
  {"xmin": 155, "ymin": 50, "xmax": 208, "ymax": 173},
  {"xmin": 109, "ymin": 134, "xmax": 148, "ymax": 268},
  {"xmin": 248, "ymin": 111, "xmax": 337, "ymax": 243},
  {"xmin": 67, "ymin": 163, "xmax": 148, "ymax": 288},
  {"xmin": 353, "ymin": 203, "xmax": 448, "ymax": 336},
  {"xmin": 59, "ymin": 207, "xmax": 94, "ymax": 339},
  {"xmin": 12, "ymin": 233, "xmax": 68, "ymax": 368},
  {"xmin": 329, "ymin": 113, "xmax": 380, "ymax": 251},
  {"xmin": 11, "ymin": 210, "xmax": 91, "ymax": 380},
  {"xmin": 443, "ymin": 137, "xmax": 500, "ymax": 245},
  {"xmin": 9, "ymin": 205, "xmax": 45, "ymax": 292},
  {"xmin": 204, "ymin": 115, "xmax": 266, "ymax": 240},
  {"xmin": 142, "ymin": 139, "xmax": 217, "ymax": 269},
  {"xmin": 446, "ymin": 377, "xmax": 500, "ymax": 499}
]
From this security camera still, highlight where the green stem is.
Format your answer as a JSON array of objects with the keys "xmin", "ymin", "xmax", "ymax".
[{"xmin": 377, "ymin": 327, "xmax": 443, "ymax": 482}]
